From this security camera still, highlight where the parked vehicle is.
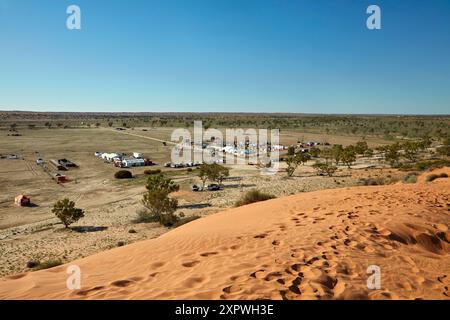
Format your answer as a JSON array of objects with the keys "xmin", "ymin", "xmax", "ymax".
[
  {"xmin": 36, "ymin": 158, "xmax": 44, "ymax": 165},
  {"xmin": 206, "ymin": 184, "xmax": 221, "ymax": 191},
  {"xmin": 191, "ymin": 184, "xmax": 200, "ymax": 192}
]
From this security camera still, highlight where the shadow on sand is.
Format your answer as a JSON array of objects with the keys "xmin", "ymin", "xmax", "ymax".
[
  {"xmin": 71, "ymin": 226, "xmax": 108, "ymax": 233},
  {"xmin": 179, "ymin": 203, "xmax": 211, "ymax": 209}
]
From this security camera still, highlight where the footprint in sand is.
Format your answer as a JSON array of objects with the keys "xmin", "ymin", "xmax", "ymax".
[
  {"xmin": 76, "ymin": 285, "xmax": 105, "ymax": 296},
  {"xmin": 272, "ymin": 240, "xmax": 281, "ymax": 246},
  {"xmin": 254, "ymin": 234, "xmax": 268, "ymax": 239},
  {"xmin": 264, "ymin": 271, "xmax": 283, "ymax": 281},
  {"xmin": 111, "ymin": 279, "xmax": 135, "ymax": 287},
  {"xmin": 150, "ymin": 261, "xmax": 166, "ymax": 269},
  {"xmin": 200, "ymin": 252, "xmax": 218, "ymax": 257},
  {"xmin": 182, "ymin": 260, "xmax": 200, "ymax": 268}
]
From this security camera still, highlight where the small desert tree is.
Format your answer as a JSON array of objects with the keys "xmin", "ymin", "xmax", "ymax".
[
  {"xmin": 297, "ymin": 152, "xmax": 311, "ymax": 166},
  {"xmin": 354, "ymin": 141, "xmax": 369, "ymax": 155},
  {"xmin": 287, "ymin": 146, "xmax": 295, "ymax": 156},
  {"xmin": 320, "ymin": 148, "xmax": 333, "ymax": 164},
  {"xmin": 341, "ymin": 146, "xmax": 357, "ymax": 169},
  {"xmin": 332, "ymin": 145, "xmax": 343, "ymax": 165},
  {"xmin": 141, "ymin": 174, "xmax": 179, "ymax": 227},
  {"xmin": 211, "ymin": 163, "xmax": 230, "ymax": 185},
  {"xmin": 402, "ymin": 141, "xmax": 420, "ymax": 162},
  {"xmin": 437, "ymin": 143, "xmax": 450, "ymax": 157},
  {"xmin": 384, "ymin": 143, "xmax": 401, "ymax": 166},
  {"xmin": 198, "ymin": 163, "xmax": 229, "ymax": 187},
  {"xmin": 312, "ymin": 162, "xmax": 337, "ymax": 177},
  {"xmin": 52, "ymin": 198, "xmax": 85, "ymax": 228},
  {"xmin": 285, "ymin": 155, "xmax": 299, "ymax": 177},
  {"xmin": 285, "ymin": 152, "xmax": 310, "ymax": 177}
]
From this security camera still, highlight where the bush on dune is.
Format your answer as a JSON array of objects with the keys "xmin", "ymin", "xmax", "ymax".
[
  {"xmin": 426, "ymin": 173, "xmax": 448, "ymax": 182},
  {"xmin": 235, "ymin": 189, "xmax": 276, "ymax": 207},
  {"xmin": 403, "ymin": 173, "xmax": 418, "ymax": 184}
]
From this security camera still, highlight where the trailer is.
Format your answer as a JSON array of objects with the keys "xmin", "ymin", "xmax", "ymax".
[
  {"xmin": 101, "ymin": 153, "xmax": 121, "ymax": 162},
  {"xmin": 50, "ymin": 159, "xmax": 67, "ymax": 171},
  {"xmin": 58, "ymin": 158, "xmax": 77, "ymax": 168},
  {"xmin": 122, "ymin": 158, "xmax": 145, "ymax": 168}
]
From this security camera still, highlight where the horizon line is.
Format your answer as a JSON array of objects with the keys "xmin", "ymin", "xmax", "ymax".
[{"xmin": 1, "ymin": 109, "xmax": 450, "ymax": 117}]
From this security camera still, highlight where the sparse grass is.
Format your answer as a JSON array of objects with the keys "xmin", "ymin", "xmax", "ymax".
[
  {"xmin": 133, "ymin": 208, "xmax": 159, "ymax": 224},
  {"xmin": 403, "ymin": 173, "xmax": 418, "ymax": 184},
  {"xmin": 414, "ymin": 159, "xmax": 450, "ymax": 171},
  {"xmin": 235, "ymin": 189, "xmax": 276, "ymax": 207},
  {"xmin": 33, "ymin": 259, "xmax": 63, "ymax": 271},
  {"xmin": 359, "ymin": 176, "xmax": 399, "ymax": 186},
  {"xmin": 173, "ymin": 215, "xmax": 201, "ymax": 228}
]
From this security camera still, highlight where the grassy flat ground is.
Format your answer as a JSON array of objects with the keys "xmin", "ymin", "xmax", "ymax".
[{"xmin": 0, "ymin": 126, "xmax": 407, "ymax": 276}]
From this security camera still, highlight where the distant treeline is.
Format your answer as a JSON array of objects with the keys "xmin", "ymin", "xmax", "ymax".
[{"xmin": 1, "ymin": 111, "xmax": 449, "ymax": 139}]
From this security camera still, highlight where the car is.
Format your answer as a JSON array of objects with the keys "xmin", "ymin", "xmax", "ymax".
[
  {"xmin": 191, "ymin": 184, "xmax": 200, "ymax": 192},
  {"xmin": 206, "ymin": 184, "xmax": 221, "ymax": 191},
  {"xmin": 36, "ymin": 158, "xmax": 44, "ymax": 165},
  {"xmin": 94, "ymin": 151, "xmax": 103, "ymax": 157}
]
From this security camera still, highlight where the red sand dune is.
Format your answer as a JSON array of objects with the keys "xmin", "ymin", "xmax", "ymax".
[{"xmin": 0, "ymin": 168, "xmax": 449, "ymax": 300}]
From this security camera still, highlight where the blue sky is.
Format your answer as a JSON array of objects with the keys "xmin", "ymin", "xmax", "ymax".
[{"xmin": 0, "ymin": 0, "xmax": 449, "ymax": 114}]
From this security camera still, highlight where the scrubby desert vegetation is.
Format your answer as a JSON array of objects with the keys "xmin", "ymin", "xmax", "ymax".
[{"xmin": 0, "ymin": 111, "xmax": 449, "ymax": 278}]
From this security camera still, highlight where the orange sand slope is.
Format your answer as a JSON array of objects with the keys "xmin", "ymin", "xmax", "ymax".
[{"xmin": 1, "ymin": 169, "xmax": 449, "ymax": 300}]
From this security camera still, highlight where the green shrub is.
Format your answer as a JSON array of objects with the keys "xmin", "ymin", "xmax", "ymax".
[
  {"xmin": 117, "ymin": 241, "xmax": 125, "ymax": 247},
  {"xmin": 235, "ymin": 189, "xmax": 275, "ymax": 207},
  {"xmin": 140, "ymin": 174, "xmax": 180, "ymax": 227},
  {"xmin": 115, "ymin": 170, "xmax": 132, "ymax": 179},
  {"xmin": 403, "ymin": 173, "xmax": 418, "ymax": 184},
  {"xmin": 312, "ymin": 162, "xmax": 338, "ymax": 176},
  {"xmin": 425, "ymin": 174, "xmax": 438, "ymax": 182},
  {"xmin": 144, "ymin": 169, "xmax": 161, "ymax": 175}
]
